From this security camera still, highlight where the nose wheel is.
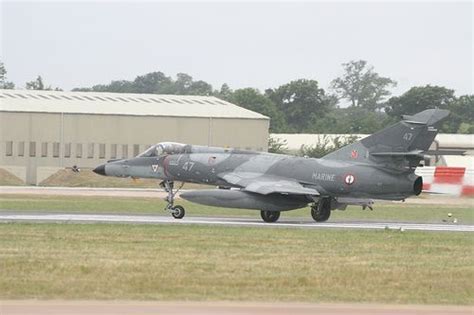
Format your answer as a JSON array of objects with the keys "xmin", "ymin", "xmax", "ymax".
[
  {"xmin": 160, "ymin": 180, "xmax": 185, "ymax": 219},
  {"xmin": 171, "ymin": 205, "xmax": 185, "ymax": 219}
]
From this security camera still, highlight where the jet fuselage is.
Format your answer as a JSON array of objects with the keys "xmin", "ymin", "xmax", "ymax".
[{"xmin": 102, "ymin": 149, "xmax": 421, "ymax": 201}]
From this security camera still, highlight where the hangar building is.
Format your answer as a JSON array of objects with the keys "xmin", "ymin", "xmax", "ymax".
[{"xmin": 0, "ymin": 89, "xmax": 269, "ymax": 185}]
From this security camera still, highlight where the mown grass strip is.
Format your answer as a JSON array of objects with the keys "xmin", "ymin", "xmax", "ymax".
[{"xmin": 0, "ymin": 223, "xmax": 472, "ymax": 304}]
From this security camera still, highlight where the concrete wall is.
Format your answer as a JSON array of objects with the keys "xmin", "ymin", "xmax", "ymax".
[{"xmin": 0, "ymin": 112, "xmax": 269, "ymax": 185}]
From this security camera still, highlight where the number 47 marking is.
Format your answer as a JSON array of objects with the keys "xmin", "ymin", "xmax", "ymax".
[
  {"xmin": 403, "ymin": 133, "xmax": 413, "ymax": 141},
  {"xmin": 182, "ymin": 162, "xmax": 195, "ymax": 172}
]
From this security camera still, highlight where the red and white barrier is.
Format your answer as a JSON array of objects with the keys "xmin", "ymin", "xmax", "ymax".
[{"xmin": 415, "ymin": 166, "xmax": 474, "ymax": 196}]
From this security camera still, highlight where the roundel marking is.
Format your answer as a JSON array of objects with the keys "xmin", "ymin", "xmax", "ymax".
[{"xmin": 344, "ymin": 174, "xmax": 355, "ymax": 185}]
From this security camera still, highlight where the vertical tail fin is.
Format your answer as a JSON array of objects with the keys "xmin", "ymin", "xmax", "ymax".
[{"xmin": 322, "ymin": 109, "xmax": 450, "ymax": 169}]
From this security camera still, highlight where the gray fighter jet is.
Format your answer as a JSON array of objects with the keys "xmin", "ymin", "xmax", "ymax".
[{"xmin": 93, "ymin": 109, "xmax": 450, "ymax": 222}]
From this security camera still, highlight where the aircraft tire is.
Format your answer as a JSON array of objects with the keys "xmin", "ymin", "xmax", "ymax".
[
  {"xmin": 311, "ymin": 198, "xmax": 331, "ymax": 222},
  {"xmin": 171, "ymin": 205, "xmax": 185, "ymax": 219},
  {"xmin": 260, "ymin": 210, "xmax": 280, "ymax": 223}
]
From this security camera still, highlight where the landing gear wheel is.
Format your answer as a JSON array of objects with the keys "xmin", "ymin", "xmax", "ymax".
[
  {"xmin": 160, "ymin": 180, "xmax": 186, "ymax": 218},
  {"xmin": 311, "ymin": 198, "xmax": 331, "ymax": 222},
  {"xmin": 260, "ymin": 210, "xmax": 280, "ymax": 223},
  {"xmin": 171, "ymin": 205, "xmax": 185, "ymax": 219}
]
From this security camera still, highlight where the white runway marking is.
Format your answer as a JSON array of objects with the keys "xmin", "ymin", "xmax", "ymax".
[{"xmin": 0, "ymin": 212, "xmax": 472, "ymax": 232}]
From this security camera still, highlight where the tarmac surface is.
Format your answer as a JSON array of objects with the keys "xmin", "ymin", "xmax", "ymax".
[
  {"xmin": 1, "ymin": 301, "xmax": 473, "ymax": 315},
  {"xmin": 0, "ymin": 211, "xmax": 472, "ymax": 232}
]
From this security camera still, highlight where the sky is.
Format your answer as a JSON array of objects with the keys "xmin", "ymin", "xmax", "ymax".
[{"xmin": 1, "ymin": 1, "xmax": 472, "ymax": 98}]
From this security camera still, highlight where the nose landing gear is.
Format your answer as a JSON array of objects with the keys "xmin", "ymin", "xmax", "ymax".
[{"xmin": 160, "ymin": 180, "xmax": 185, "ymax": 219}]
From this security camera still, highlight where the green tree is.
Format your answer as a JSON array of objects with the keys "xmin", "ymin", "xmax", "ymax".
[
  {"xmin": 230, "ymin": 88, "xmax": 287, "ymax": 132},
  {"xmin": 299, "ymin": 135, "xmax": 358, "ymax": 158},
  {"xmin": 173, "ymin": 73, "xmax": 212, "ymax": 95},
  {"xmin": 26, "ymin": 76, "xmax": 45, "ymax": 90},
  {"xmin": 73, "ymin": 71, "xmax": 212, "ymax": 96},
  {"xmin": 216, "ymin": 83, "xmax": 233, "ymax": 101},
  {"xmin": 25, "ymin": 75, "xmax": 62, "ymax": 91},
  {"xmin": 72, "ymin": 87, "xmax": 93, "ymax": 92},
  {"xmin": 174, "ymin": 73, "xmax": 193, "ymax": 94},
  {"xmin": 331, "ymin": 60, "xmax": 396, "ymax": 110},
  {"xmin": 76, "ymin": 80, "xmax": 133, "ymax": 93},
  {"xmin": 266, "ymin": 79, "xmax": 332, "ymax": 132},
  {"xmin": 310, "ymin": 107, "xmax": 388, "ymax": 134},
  {"xmin": 267, "ymin": 136, "xmax": 288, "ymax": 154},
  {"xmin": 384, "ymin": 85, "xmax": 455, "ymax": 119},
  {"xmin": 0, "ymin": 61, "xmax": 15, "ymax": 89},
  {"xmin": 133, "ymin": 72, "xmax": 174, "ymax": 94},
  {"xmin": 445, "ymin": 95, "xmax": 474, "ymax": 133},
  {"xmin": 187, "ymin": 80, "xmax": 213, "ymax": 96}
]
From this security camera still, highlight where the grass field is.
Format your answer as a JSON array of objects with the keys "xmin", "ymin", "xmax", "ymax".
[
  {"xmin": 0, "ymin": 223, "xmax": 472, "ymax": 304},
  {"xmin": 1, "ymin": 194, "xmax": 473, "ymax": 224}
]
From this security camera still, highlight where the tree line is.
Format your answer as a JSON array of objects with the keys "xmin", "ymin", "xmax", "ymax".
[{"xmin": 1, "ymin": 60, "xmax": 472, "ymax": 134}]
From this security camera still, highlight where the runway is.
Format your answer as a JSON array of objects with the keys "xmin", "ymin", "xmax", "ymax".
[
  {"xmin": 0, "ymin": 212, "xmax": 472, "ymax": 232},
  {"xmin": 2, "ymin": 301, "xmax": 472, "ymax": 315}
]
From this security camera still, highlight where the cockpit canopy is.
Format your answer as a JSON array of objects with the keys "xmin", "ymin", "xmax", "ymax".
[{"xmin": 138, "ymin": 142, "xmax": 188, "ymax": 157}]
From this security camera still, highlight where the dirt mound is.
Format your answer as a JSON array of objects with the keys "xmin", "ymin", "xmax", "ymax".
[
  {"xmin": 40, "ymin": 169, "xmax": 159, "ymax": 188},
  {"xmin": 0, "ymin": 169, "xmax": 25, "ymax": 186}
]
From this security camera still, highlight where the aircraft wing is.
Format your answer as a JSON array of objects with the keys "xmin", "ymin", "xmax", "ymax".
[{"xmin": 219, "ymin": 172, "xmax": 319, "ymax": 196}]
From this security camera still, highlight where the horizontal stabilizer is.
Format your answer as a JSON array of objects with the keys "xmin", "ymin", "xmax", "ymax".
[
  {"xmin": 371, "ymin": 151, "xmax": 425, "ymax": 158},
  {"xmin": 401, "ymin": 118, "xmax": 427, "ymax": 125},
  {"xmin": 424, "ymin": 150, "xmax": 466, "ymax": 156},
  {"xmin": 371, "ymin": 149, "xmax": 465, "ymax": 158}
]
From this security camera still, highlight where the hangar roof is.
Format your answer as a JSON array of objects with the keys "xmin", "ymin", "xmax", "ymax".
[{"xmin": 0, "ymin": 89, "xmax": 268, "ymax": 120}]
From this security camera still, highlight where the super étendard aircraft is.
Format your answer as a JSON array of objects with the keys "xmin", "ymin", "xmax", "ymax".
[{"xmin": 93, "ymin": 109, "xmax": 451, "ymax": 223}]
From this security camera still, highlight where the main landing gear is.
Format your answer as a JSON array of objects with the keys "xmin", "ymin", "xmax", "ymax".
[
  {"xmin": 260, "ymin": 210, "xmax": 281, "ymax": 223},
  {"xmin": 311, "ymin": 197, "xmax": 331, "ymax": 222},
  {"xmin": 160, "ymin": 180, "xmax": 185, "ymax": 219}
]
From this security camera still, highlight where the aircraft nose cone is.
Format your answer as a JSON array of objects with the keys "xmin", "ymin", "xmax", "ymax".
[{"xmin": 93, "ymin": 164, "xmax": 106, "ymax": 176}]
